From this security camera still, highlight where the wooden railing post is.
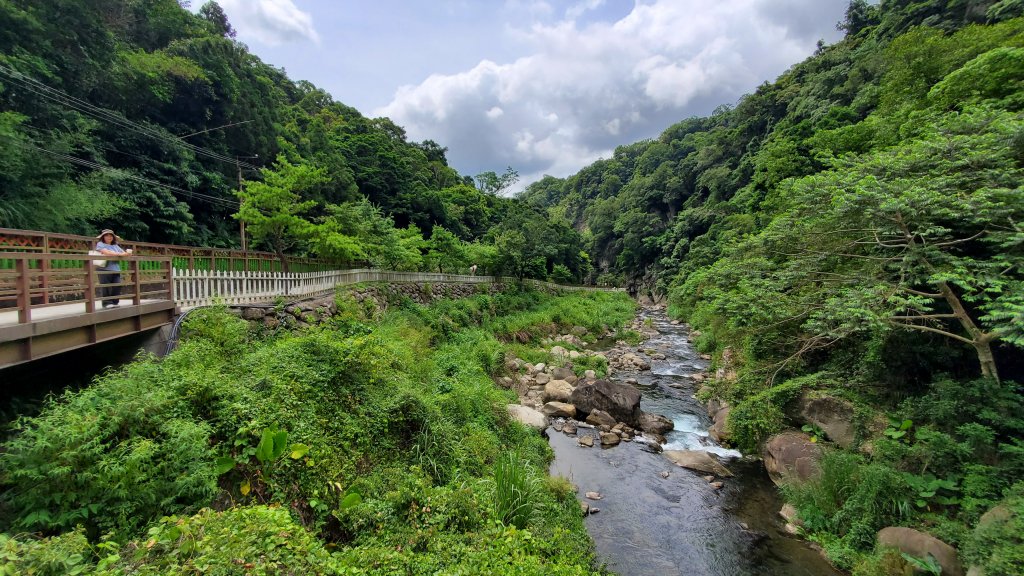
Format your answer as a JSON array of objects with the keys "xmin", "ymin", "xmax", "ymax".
[
  {"xmin": 131, "ymin": 259, "xmax": 141, "ymax": 305},
  {"xmin": 84, "ymin": 259, "xmax": 96, "ymax": 314},
  {"xmin": 15, "ymin": 257, "xmax": 31, "ymax": 323}
]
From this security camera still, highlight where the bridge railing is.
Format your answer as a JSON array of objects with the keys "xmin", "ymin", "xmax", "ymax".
[
  {"xmin": 172, "ymin": 269, "xmax": 621, "ymax": 309},
  {"xmin": 0, "ymin": 253, "xmax": 174, "ymax": 323},
  {"xmin": 174, "ymin": 269, "xmax": 495, "ymax": 309},
  {"xmin": 0, "ymin": 227, "xmax": 342, "ymax": 272}
]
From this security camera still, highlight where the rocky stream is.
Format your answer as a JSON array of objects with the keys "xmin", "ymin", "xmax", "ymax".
[{"xmin": 506, "ymin": 306, "xmax": 843, "ymax": 576}]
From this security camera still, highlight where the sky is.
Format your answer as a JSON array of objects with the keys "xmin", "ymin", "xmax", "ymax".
[{"xmin": 212, "ymin": 0, "xmax": 849, "ymax": 192}]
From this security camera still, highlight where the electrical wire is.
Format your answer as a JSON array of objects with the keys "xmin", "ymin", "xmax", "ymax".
[
  {"xmin": 0, "ymin": 64, "xmax": 262, "ymax": 171},
  {"xmin": 2, "ymin": 135, "xmax": 242, "ymax": 210}
]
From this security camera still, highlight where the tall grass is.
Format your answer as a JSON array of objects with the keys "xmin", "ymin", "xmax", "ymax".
[{"xmin": 493, "ymin": 452, "xmax": 542, "ymax": 529}]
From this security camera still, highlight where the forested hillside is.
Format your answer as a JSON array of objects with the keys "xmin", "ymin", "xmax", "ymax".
[
  {"xmin": 0, "ymin": 0, "xmax": 590, "ymax": 281},
  {"xmin": 523, "ymin": 0, "xmax": 1024, "ymax": 572}
]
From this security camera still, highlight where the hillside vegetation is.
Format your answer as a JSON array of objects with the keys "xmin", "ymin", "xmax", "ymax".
[
  {"xmin": 0, "ymin": 286, "xmax": 634, "ymax": 573},
  {"xmin": 523, "ymin": 0, "xmax": 1024, "ymax": 572}
]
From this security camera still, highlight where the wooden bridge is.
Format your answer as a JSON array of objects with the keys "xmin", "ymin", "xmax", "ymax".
[{"xmin": 0, "ymin": 228, "xmax": 616, "ymax": 369}]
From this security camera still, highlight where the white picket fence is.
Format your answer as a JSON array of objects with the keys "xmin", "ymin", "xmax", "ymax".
[{"xmin": 172, "ymin": 268, "xmax": 617, "ymax": 310}]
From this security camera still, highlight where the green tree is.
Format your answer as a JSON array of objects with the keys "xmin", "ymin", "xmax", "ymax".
[
  {"xmin": 425, "ymin": 225, "xmax": 467, "ymax": 273},
  {"xmin": 731, "ymin": 106, "xmax": 1024, "ymax": 381},
  {"xmin": 475, "ymin": 166, "xmax": 520, "ymax": 196},
  {"xmin": 235, "ymin": 156, "xmax": 325, "ymax": 270}
]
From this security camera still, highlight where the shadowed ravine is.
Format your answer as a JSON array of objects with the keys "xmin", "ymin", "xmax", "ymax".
[{"xmin": 548, "ymin": 307, "xmax": 842, "ymax": 576}]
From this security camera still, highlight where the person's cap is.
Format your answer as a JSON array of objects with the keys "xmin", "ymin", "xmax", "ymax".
[{"xmin": 96, "ymin": 229, "xmax": 120, "ymax": 241}]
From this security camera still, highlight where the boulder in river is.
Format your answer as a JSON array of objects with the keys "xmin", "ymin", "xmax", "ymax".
[
  {"xmin": 570, "ymin": 379, "xmax": 642, "ymax": 426},
  {"xmin": 638, "ymin": 411, "xmax": 674, "ymax": 435},
  {"xmin": 762, "ymin": 431, "xmax": 823, "ymax": 486},
  {"xmin": 663, "ymin": 450, "xmax": 734, "ymax": 477},
  {"xmin": 709, "ymin": 405, "xmax": 732, "ymax": 444},
  {"xmin": 542, "ymin": 401, "xmax": 577, "ymax": 419},
  {"xmin": 585, "ymin": 409, "xmax": 617, "ymax": 427},
  {"xmin": 600, "ymin": 432, "xmax": 621, "ymax": 447}
]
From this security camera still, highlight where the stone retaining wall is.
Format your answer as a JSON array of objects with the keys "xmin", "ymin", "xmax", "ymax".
[{"xmin": 226, "ymin": 281, "xmax": 533, "ymax": 329}]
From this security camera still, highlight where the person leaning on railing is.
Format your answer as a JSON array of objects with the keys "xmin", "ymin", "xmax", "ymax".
[{"xmin": 94, "ymin": 228, "xmax": 132, "ymax": 308}]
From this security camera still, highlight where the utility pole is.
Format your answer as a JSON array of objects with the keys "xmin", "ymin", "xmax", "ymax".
[
  {"xmin": 236, "ymin": 154, "xmax": 258, "ymax": 251},
  {"xmin": 237, "ymin": 158, "xmax": 247, "ymax": 251}
]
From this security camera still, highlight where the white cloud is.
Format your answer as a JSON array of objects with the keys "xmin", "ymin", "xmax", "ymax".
[
  {"xmin": 220, "ymin": 0, "xmax": 320, "ymax": 46},
  {"xmin": 375, "ymin": 0, "xmax": 847, "ymax": 192}
]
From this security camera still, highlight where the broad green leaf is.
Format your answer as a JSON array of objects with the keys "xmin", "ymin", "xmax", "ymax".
[
  {"xmin": 339, "ymin": 492, "xmax": 362, "ymax": 510},
  {"xmin": 214, "ymin": 456, "xmax": 236, "ymax": 475},
  {"xmin": 289, "ymin": 443, "xmax": 309, "ymax": 459}
]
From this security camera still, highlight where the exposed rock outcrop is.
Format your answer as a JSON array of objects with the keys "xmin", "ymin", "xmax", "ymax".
[
  {"xmin": 793, "ymin": 393, "xmax": 857, "ymax": 449},
  {"xmin": 762, "ymin": 431, "xmax": 823, "ymax": 486},
  {"xmin": 877, "ymin": 527, "xmax": 964, "ymax": 576}
]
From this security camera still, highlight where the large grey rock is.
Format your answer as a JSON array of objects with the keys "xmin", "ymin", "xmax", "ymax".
[
  {"xmin": 637, "ymin": 411, "xmax": 674, "ymax": 435},
  {"xmin": 663, "ymin": 450, "xmax": 733, "ymax": 477},
  {"xmin": 762, "ymin": 431, "xmax": 823, "ymax": 486},
  {"xmin": 543, "ymin": 379, "xmax": 574, "ymax": 403},
  {"xmin": 877, "ymin": 527, "xmax": 964, "ymax": 576},
  {"xmin": 569, "ymin": 380, "xmax": 642, "ymax": 426},
  {"xmin": 795, "ymin": 393, "xmax": 857, "ymax": 449},
  {"xmin": 506, "ymin": 404, "xmax": 548, "ymax": 431}
]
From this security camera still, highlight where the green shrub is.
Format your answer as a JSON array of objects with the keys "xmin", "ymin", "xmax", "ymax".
[
  {"xmin": 962, "ymin": 487, "xmax": 1024, "ymax": 576},
  {"xmin": 786, "ymin": 451, "xmax": 911, "ymax": 557},
  {"xmin": 0, "ymin": 360, "xmax": 220, "ymax": 539},
  {"xmin": 0, "ymin": 529, "xmax": 96, "ymax": 576},
  {"xmin": 178, "ymin": 305, "xmax": 251, "ymax": 357},
  {"xmin": 121, "ymin": 506, "xmax": 346, "ymax": 575},
  {"xmin": 726, "ymin": 377, "xmax": 805, "ymax": 451}
]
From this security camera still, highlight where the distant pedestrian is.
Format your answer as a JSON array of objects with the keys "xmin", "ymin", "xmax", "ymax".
[
  {"xmin": 469, "ymin": 264, "xmax": 477, "ymax": 276},
  {"xmin": 94, "ymin": 229, "xmax": 132, "ymax": 307}
]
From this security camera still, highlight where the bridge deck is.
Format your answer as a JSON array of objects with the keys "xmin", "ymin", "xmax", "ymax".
[
  {"xmin": 0, "ymin": 299, "xmax": 165, "ymax": 327},
  {"xmin": 0, "ymin": 299, "xmax": 177, "ymax": 369}
]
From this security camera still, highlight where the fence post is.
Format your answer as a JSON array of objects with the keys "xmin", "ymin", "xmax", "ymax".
[
  {"xmin": 15, "ymin": 258, "xmax": 31, "ymax": 323},
  {"xmin": 131, "ymin": 259, "xmax": 141, "ymax": 305},
  {"xmin": 84, "ymin": 259, "xmax": 96, "ymax": 314},
  {"xmin": 167, "ymin": 260, "xmax": 175, "ymax": 303}
]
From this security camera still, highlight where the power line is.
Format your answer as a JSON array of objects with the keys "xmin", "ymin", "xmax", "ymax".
[
  {"xmin": 2, "ymin": 135, "xmax": 242, "ymax": 210},
  {"xmin": 0, "ymin": 64, "xmax": 262, "ymax": 171}
]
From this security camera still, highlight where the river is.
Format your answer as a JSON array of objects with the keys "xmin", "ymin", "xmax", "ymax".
[{"xmin": 548, "ymin": 306, "xmax": 842, "ymax": 576}]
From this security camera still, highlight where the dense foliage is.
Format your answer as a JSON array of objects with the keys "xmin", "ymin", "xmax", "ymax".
[
  {"xmin": 0, "ymin": 0, "xmax": 590, "ymax": 282},
  {"xmin": 0, "ymin": 286, "xmax": 634, "ymax": 573},
  {"xmin": 522, "ymin": 0, "xmax": 1024, "ymax": 572}
]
